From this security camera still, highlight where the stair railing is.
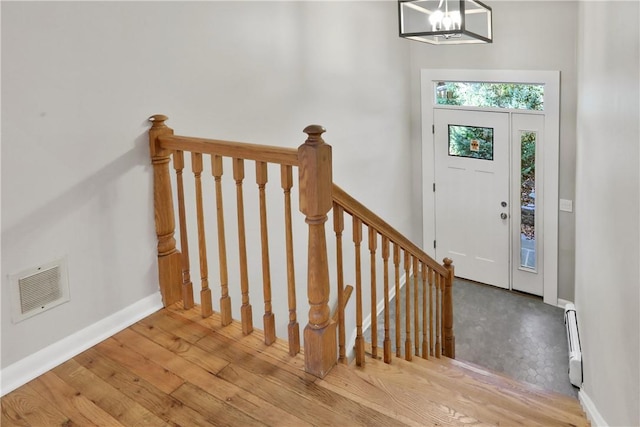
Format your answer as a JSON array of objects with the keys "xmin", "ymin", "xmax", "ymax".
[
  {"xmin": 148, "ymin": 115, "xmax": 454, "ymax": 379},
  {"xmin": 332, "ymin": 185, "xmax": 455, "ymax": 364}
]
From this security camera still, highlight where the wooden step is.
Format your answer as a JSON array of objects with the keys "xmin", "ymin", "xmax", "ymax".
[{"xmin": 359, "ymin": 344, "xmax": 589, "ymax": 426}]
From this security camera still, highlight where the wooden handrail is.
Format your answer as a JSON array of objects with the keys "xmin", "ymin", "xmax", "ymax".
[
  {"xmin": 158, "ymin": 135, "xmax": 299, "ymax": 166},
  {"xmin": 332, "ymin": 184, "xmax": 448, "ymax": 277},
  {"xmin": 149, "ymin": 115, "xmax": 454, "ymax": 379}
]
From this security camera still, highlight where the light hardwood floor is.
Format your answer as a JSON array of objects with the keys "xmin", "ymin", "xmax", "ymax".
[{"xmin": 1, "ymin": 303, "xmax": 589, "ymax": 426}]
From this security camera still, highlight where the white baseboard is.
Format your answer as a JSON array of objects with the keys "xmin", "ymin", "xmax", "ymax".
[
  {"xmin": 579, "ymin": 389, "xmax": 608, "ymax": 427},
  {"xmin": 557, "ymin": 298, "xmax": 573, "ymax": 309},
  {"xmin": 0, "ymin": 292, "xmax": 163, "ymax": 397}
]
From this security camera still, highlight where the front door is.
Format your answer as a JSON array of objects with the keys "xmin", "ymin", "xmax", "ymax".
[{"xmin": 434, "ymin": 109, "xmax": 510, "ymax": 289}]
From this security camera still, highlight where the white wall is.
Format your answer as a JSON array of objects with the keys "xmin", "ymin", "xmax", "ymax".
[
  {"xmin": 407, "ymin": 1, "xmax": 579, "ymax": 301},
  {"xmin": 574, "ymin": 2, "xmax": 640, "ymax": 426},
  {"xmin": 1, "ymin": 1, "xmax": 411, "ymax": 372}
]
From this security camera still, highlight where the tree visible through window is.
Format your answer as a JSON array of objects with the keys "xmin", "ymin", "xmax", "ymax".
[{"xmin": 436, "ymin": 82, "xmax": 544, "ymax": 111}]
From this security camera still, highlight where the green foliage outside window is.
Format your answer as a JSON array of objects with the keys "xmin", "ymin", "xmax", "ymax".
[
  {"xmin": 521, "ymin": 131, "xmax": 536, "ymax": 181},
  {"xmin": 436, "ymin": 82, "xmax": 544, "ymax": 111},
  {"xmin": 448, "ymin": 125, "xmax": 494, "ymax": 161}
]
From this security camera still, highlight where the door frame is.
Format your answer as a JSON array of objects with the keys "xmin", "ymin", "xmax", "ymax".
[{"xmin": 421, "ymin": 69, "xmax": 560, "ymax": 306}]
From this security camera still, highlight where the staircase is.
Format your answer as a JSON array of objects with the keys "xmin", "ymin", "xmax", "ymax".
[{"xmin": 141, "ymin": 116, "xmax": 590, "ymax": 426}]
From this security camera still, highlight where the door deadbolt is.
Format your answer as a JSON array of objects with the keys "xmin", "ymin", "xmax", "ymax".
[
  {"xmin": 500, "ymin": 212, "xmax": 508, "ymax": 220},
  {"xmin": 501, "ymin": 201, "xmax": 507, "ymax": 207}
]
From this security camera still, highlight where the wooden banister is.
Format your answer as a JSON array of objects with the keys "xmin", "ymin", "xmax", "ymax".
[
  {"xmin": 233, "ymin": 158, "xmax": 254, "ymax": 335},
  {"xmin": 148, "ymin": 116, "xmax": 455, "ymax": 379},
  {"xmin": 172, "ymin": 150, "xmax": 195, "ymax": 309},
  {"xmin": 158, "ymin": 135, "xmax": 298, "ymax": 166},
  {"xmin": 298, "ymin": 125, "xmax": 336, "ymax": 378},
  {"xmin": 332, "ymin": 184, "xmax": 448, "ymax": 277},
  {"xmin": 443, "ymin": 258, "xmax": 455, "ymax": 358},
  {"xmin": 148, "ymin": 115, "xmax": 182, "ymax": 307},
  {"xmin": 282, "ymin": 165, "xmax": 300, "ymax": 356},
  {"xmin": 331, "ymin": 182, "xmax": 456, "ymax": 363}
]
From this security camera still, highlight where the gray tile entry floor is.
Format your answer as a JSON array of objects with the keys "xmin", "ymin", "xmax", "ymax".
[{"xmin": 364, "ymin": 278, "xmax": 579, "ymax": 397}]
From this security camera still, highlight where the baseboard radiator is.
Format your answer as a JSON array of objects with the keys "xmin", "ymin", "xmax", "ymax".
[{"xmin": 564, "ymin": 303, "xmax": 582, "ymax": 387}]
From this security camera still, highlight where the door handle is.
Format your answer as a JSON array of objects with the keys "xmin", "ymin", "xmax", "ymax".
[{"xmin": 500, "ymin": 212, "xmax": 508, "ymax": 220}]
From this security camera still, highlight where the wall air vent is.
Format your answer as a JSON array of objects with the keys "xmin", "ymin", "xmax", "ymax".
[{"xmin": 10, "ymin": 257, "xmax": 70, "ymax": 323}]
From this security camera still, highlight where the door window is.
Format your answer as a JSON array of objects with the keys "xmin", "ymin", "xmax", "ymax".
[
  {"xmin": 448, "ymin": 124, "xmax": 494, "ymax": 161},
  {"xmin": 520, "ymin": 131, "xmax": 537, "ymax": 271},
  {"xmin": 435, "ymin": 82, "xmax": 544, "ymax": 111}
]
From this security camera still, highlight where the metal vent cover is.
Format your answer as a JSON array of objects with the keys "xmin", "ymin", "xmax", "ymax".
[{"xmin": 10, "ymin": 257, "xmax": 70, "ymax": 323}]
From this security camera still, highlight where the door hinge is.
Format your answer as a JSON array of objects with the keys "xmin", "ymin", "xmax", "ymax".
[
  {"xmin": 433, "ymin": 183, "xmax": 436, "ymax": 192},
  {"xmin": 432, "ymin": 124, "xmax": 435, "ymax": 134},
  {"xmin": 434, "ymin": 240, "xmax": 436, "ymax": 249}
]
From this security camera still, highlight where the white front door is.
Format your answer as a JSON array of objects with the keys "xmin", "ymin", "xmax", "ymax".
[{"xmin": 434, "ymin": 109, "xmax": 510, "ymax": 289}]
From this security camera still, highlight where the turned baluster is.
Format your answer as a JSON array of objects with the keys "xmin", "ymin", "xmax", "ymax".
[
  {"xmin": 393, "ymin": 243, "xmax": 401, "ymax": 358},
  {"xmin": 436, "ymin": 273, "xmax": 441, "ymax": 358},
  {"xmin": 421, "ymin": 263, "xmax": 428, "ymax": 359},
  {"xmin": 281, "ymin": 164, "xmax": 300, "ymax": 355},
  {"xmin": 440, "ymin": 273, "xmax": 445, "ymax": 357},
  {"xmin": 191, "ymin": 152, "xmax": 213, "ymax": 317},
  {"xmin": 404, "ymin": 250, "xmax": 412, "ymax": 361},
  {"xmin": 353, "ymin": 217, "xmax": 364, "ymax": 366},
  {"xmin": 172, "ymin": 150, "xmax": 194, "ymax": 309},
  {"xmin": 212, "ymin": 155, "xmax": 232, "ymax": 325},
  {"xmin": 256, "ymin": 161, "xmax": 276, "ymax": 345},
  {"xmin": 369, "ymin": 226, "xmax": 378, "ymax": 360},
  {"xmin": 413, "ymin": 256, "xmax": 419, "ymax": 357},
  {"xmin": 382, "ymin": 236, "xmax": 391, "ymax": 364},
  {"xmin": 443, "ymin": 258, "xmax": 455, "ymax": 358},
  {"xmin": 298, "ymin": 125, "xmax": 336, "ymax": 378},
  {"xmin": 148, "ymin": 115, "xmax": 182, "ymax": 307},
  {"xmin": 233, "ymin": 158, "xmax": 253, "ymax": 335},
  {"xmin": 429, "ymin": 265, "xmax": 435, "ymax": 356},
  {"xmin": 333, "ymin": 203, "xmax": 347, "ymax": 364}
]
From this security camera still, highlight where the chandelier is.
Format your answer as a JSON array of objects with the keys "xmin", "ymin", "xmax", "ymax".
[{"xmin": 398, "ymin": 0, "xmax": 493, "ymax": 45}]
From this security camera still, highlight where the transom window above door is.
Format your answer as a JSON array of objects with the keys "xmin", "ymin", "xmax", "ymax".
[{"xmin": 435, "ymin": 82, "xmax": 544, "ymax": 111}]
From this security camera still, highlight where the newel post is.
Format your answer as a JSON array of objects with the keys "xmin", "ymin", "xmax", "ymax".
[
  {"xmin": 149, "ymin": 115, "xmax": 182, "ymax": 307},
  {"xmin": 298, "ymin": 125, "xmax": 337, "ymax": 378},
  {"xmin": 443, "ymin": 258, "xmax": 455, "ymax": 358}
]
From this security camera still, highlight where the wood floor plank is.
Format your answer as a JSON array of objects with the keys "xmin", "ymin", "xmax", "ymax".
[
  {"xmin": 142, "ymin": 310, "xmax": 400, "ymax": 426},
  {"xmin": 379, "ymin": 352, "xmax": 588, "ymax": 426},
  {"xmin": 430, "ymin": 355, "xmax": 584, "ymax": 413},
  {"xmin": 29, "ymin": 370, "xmax": 124, "ymax": 427},
  {"xmin": 217, "ymin": 362, "xmax": 404, "ymax": 427},
  {"xmin": 140, "ymin": 308, "xmax": 312, "ymax": 389},
  {"xmin": 121, "ymin": 326, "xmax": 312, "ymax": 427},
  {"xmin": 171, "ymin": 382, "xmax": 265, "ymax": 427},
  {"xmin": 318, "ymin": 363, "xmax": 484, "ymax": 427},
  {"xmin": 158, "ymin": 309, "xmax": 315, "ymax": 381},
  {"xmin": 94, "ymin": 336, "xmax": 185, "ymax": 394},
  {"xmin": 75, "ymin": 347, "xmax": 214, "ymax": 426},
  {"xmin": 145, "ymin": 308, "xmax": 211, "ymax": 343},
  {"xmin": 1, "ymin": 382, "xmax": 72, "ymax": 427},
  {"xmin": 352, "ymin": 358, "xmax": 539, "ymax": 427},
  {"xmin": 317, "ymin": 364, "xmax": 456, "ymax": 427},
  {"xmin": 132, "ymin": 317, "xmax": 230, "ymax": 374},
  {"xmin": 52, "ymin": 359, "xmax": 170, "ymax": 427},
  {"xmin": 360, "ymin": 355, "xmax": 581, "ymax": 427}
]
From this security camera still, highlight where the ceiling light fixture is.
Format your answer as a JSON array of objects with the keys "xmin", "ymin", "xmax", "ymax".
[{"xmin": 399, "ymin": 0, "xmax": 493, "ymax": 45}]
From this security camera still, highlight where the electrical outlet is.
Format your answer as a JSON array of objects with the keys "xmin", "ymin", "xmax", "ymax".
[{"xmin": 559, "ymin": 199, "xmax": 573, "ymax": 212}]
